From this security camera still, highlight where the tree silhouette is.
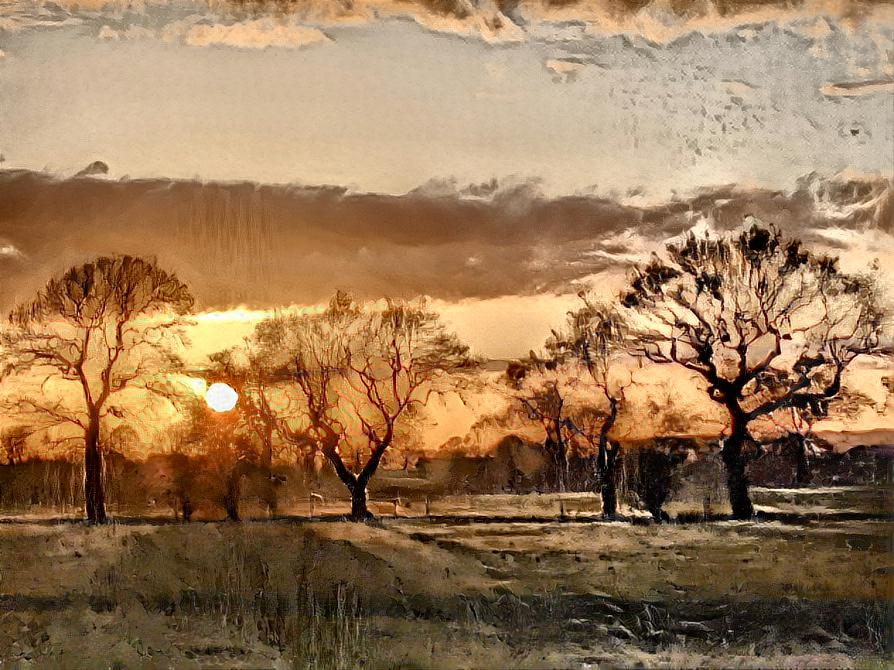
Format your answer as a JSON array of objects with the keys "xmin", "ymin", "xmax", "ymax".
[
  {"xmin": 621, "ymin": 222, "xmax": 885, "ymax": 518},
  {"xmin": 504, "ymin": 297, "xmax": 628, "ymax": 512},
  {"xmin": 1, "ymin": 425, "xmax": 30, "ymax": 465},
  {"xmin": 201, "ymin": 348, "xmax": 284, "ymax": 518},
  {"xmin": 762, "ymin": 383, "xmax": 881, "ymax": 486},
  {"xmin": 252, "ymin": 292, "xmax": 478, "ymax": 520},
  {"xmin": 1, "ymin": 256, "xmax": 193, "ymax": 522},
  {"xmin": 560, "ymin": 296, "xmax": 630, "ymax": 517},
  {"xmin": 505, "ymin": 358, "xmax": 576, "ymax": 493}
]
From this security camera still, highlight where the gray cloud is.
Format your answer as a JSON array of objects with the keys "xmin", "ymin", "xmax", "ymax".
[{"xmin": 0, "ymin": 168, "xmax": 889, "ymax": 311}]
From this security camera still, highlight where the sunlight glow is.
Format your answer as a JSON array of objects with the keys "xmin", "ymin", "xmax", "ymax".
[
  {"xmin": 205, "ymin": 382, "xmax": 238, "ymax": 412},
  {"xmin": 184, "ymin": 376, "xmax": 208, "ymax": 396}
]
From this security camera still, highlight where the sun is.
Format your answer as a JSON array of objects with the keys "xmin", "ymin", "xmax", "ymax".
[{"xmin": 205, "ymin": 382, "xmax": 238, "ymax": 412}]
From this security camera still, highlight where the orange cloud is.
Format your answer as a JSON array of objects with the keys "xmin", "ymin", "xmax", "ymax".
[{"xmin": 183, "ymin": 18, "xmax": 331, "ymax": 49}]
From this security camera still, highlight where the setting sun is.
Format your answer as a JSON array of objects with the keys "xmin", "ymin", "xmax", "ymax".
[{"xmin": 205, "ymin": 382, "xmax": 238, "ymax": 413}]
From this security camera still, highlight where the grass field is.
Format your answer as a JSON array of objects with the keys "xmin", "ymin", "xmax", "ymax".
[{"xmin": 0, "ymin": 489, "xmax": 891, "ymax": 668}]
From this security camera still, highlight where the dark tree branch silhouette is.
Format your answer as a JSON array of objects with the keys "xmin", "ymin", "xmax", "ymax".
[
  {"xmin": 1, "ymin": 256, "xmax": 193, "ymax": 523},
  {"xmin": 252, "ymin": 292, "xmax": 478, "ymax": 520},
  {"xmin": 558, "ymin": 296, "xmax": 630, "ymax": 517},
  {"xmin": 505, "ymin": 296, "xmax": 628, "ymax": 513},
  {"xmin": 620, "ymin": 221, "xmax": 886, "ymax": 518},
  {"xmin": 505, "ymin": 360, "xmax": 577, "ymax": 494},
  {"xmin": 202, "ymin": 347, "xmax": 285, "ymax": 518}
]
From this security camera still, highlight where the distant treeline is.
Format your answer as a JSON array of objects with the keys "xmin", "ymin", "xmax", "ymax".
[{"xmin": 0, "ymin": 436, "xmax": 887, "ymax": 522}]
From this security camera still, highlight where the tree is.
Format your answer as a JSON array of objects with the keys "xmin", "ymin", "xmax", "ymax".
[
  {"xmin": 621, "ymin": 221, "xmax": 885, "ymax": 518},
  {"xmin": 561, "ymin": 297, "xmax": 629, "ymax": 517},
  {"xmin": 162, "ymin": 395, "xmax": 209, "ymax": 521},
  {"xmin": 1, "ymin": 256, "xmax": 193, "ymax": 522},
  {"xmin": 504, "ymin": 358, "xmax": 578, "ymax": 493},
  {"xmin": 200, "ymin": 348, "xmax": 285, "ymax": 519},
  {"xmin": 504, "ymin": 297, "xmax": 628, "ymax": 513},
  {"xmin": 253, "ymin": 292, "xmax": 477, "ymax": 520},
  {"xmin": 762, "ymin": 383, "xmax": 880, "ymax": 486}
]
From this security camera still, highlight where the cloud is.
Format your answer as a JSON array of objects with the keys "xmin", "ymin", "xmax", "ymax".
[
  {"xmin": 378, "ymin": 0, "xmax": 526, "ymax": 44},
  {"xmin": 543, "ymin": 57, "xmax": 596, "ymax": 82},
  {"xmin": 820, "ymin": 79, "xmax": 894, "ymax": 97},
  {"xmin": 0, "ymin": 168, "xmax": 890, "ymax": 315},
  {"xmin": 98, "ymin": 24, "xmax": 155, "ymax": 41},
  {"xmin": 524, "ymin": 0, "xmax": 891, "ymax": 44},
  {"xmin": 74, "ymin": 160, "xmax": 109, "ymax": 178},
  {"xmin": 182, "ymin": 18, "xmax": 330, "ymax": 49},
  {"xmin": 3, "ymin": 0, "xmax": 892, "ymax": 46},
  {"xmin": 0, "ymin": 242, "xmax": 24, "ymax": 259},
  {"xmin": 95, "ymin": 13, "xmax": 332, "ymax": 50}
]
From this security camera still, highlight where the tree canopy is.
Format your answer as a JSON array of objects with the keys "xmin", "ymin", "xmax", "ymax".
[
  {"xmin": 251, "ymin": 292, "xmax": 479, "ymax": 519},
  {"xmin": 1, "ymin": 255, "xmax": 193, "ymax": 522},
  {"xmin": 620, "ymin": 221, "xmax": 886, "ymax": 517}
]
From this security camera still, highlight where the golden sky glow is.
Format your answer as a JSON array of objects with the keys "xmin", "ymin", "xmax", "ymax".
[{"xmin": 0, "ymin": 0, "xmax": 891, "ymax": 457}]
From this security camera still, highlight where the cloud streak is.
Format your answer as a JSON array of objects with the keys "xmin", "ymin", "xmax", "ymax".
[
  {"xmin": 820, "ymin": 79, "xmax": 894, "ymax": 97},
  {"xmin": 182, "ymin": 17, "xmax": 330, "ymax": 49}
]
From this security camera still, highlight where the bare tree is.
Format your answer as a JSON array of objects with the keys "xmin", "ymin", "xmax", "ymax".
[
  {"xmin": 165, "ymin": 388, "xmax": 254, "ymax": 521},
  {"xmin": 762, "ymin": 382, "xmax": 881, "ymax": 486},
  {"xmin": 621, "ymin": 222, "xmax": 885, "ymax": 518},
  {"xmin": 504, "ymin": 358, "xmax": 577, "ymax": 493},
  {"xmin": 1, "ymin": 256, "xmax": 193, "ymax": 522},
  {"xmin": 253, "ymin": 292, "xmax": 477, "ymax": 520},
  {"xmin": 504, "ymin": 298, "xmax": 628, "ymax": 513},
  {"xmin": 161, "ymin": 396, "xmax": 205, "ymax": 521},
  {"xmin": 208, "ymin": 349, "xmax": 281, "ymax": 470},
  {"xmin": 560, "ymin": 297, "xmax": 630, "ymax": 517}
]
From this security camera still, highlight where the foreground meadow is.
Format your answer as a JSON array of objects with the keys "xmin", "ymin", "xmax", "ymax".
[{"xmin": 0, "ymin": 499, "xmax": 890, "ymax": 669}]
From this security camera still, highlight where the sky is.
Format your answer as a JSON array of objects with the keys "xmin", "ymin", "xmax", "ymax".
[
  {"xmin": 0, "ymin": 0, "xmax": 892, "ymax": 430},
  {"xmin": 0, "ymin": 0, "xmax": 892, "ymax": 197}
]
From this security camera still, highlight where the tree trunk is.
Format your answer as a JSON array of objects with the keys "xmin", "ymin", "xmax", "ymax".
[
  {"xmin": 792, "ymin": 435, "xmax": 811, "ymax": 486},
  {"xmin": 84, "ymin": 421, "xmax": 107, "ymax": 524},
  {"xmin": 545, "ymin": 434, "xmax": 568, "ymax": 493},
  {"xmin": 648, "ymin": 502, "xmax": 670, "ymax": 523},
  {"xmin": 554, "ymin": 431, "xmax": 568, "ymax": 493},
  {"xmin": 600, "ymin": 444, "xmax": 620, "ymax": 518},
  {"xmin": 601, "ymin": 475, "xmax": 618, "ymax": 518},
  {"xmin": 721, "ymin": 423, "xmax": 754, "ymax": 520},
  {"xmin": 323, "ymin": 437, "xmax": 388, "ymax": 522},
  {"xmin": 224, "ymin": 465, "xmax": 242, "ymax": 521},
  {"xmin": 350, "ymin": 485, "xmax": 372, "ymax": 521},
  {"xmin": 182, "ymin": 495, "xmax": 193, "ymax": 523},
  {"xmin": 598, "ymin": 397, "xmax": 621, "ymax": 519},
  {"xmin": 261, "ymin": 429, "xmax": 278, "ymax": 516}
]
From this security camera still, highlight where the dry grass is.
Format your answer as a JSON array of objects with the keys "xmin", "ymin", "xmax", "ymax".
[{"xmin": 0, "ymin": 492, "xmax": 890, "ymax": 668}]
